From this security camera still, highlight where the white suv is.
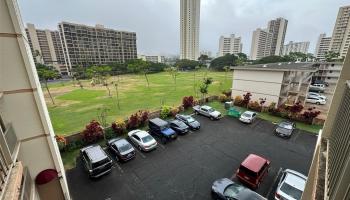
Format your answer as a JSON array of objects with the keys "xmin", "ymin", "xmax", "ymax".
[
  {"xmin": 275, "ymin": 169, "xmax": 307, "ymax": 200},
  {"xmin": 306, "ymin": 96, "xmax": 326, "ymax": 105},
  {"xmin": 308, "ymin": 92, "xmax": 326, "ymax": 100}
]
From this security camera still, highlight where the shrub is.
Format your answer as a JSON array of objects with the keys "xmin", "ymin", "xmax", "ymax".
[
  {"xmin": 218, "ymin": 94, "xmax": 228, "ymax": 102},
  {"xmin": 302, "ymin": 107, "xmax": 321, "ymax": 124},
  {"xmin": 139, "ymin": 110, "xmax": 149, "ymax": 126},
  {"xmin": 248, "ymin": 101, "xmax": 262, "ymax": 112},
  {"xmin": 170, "ymin": 107, "xmax": 179, "ymax": 117},
  {"xmin": 268, "ymin": 102, "xmax": 277, "ymax": 112},
  {"xmin": 55, "ymin": 135, "xmax": 67, "ymax": 151},
  {"xmin": 112, "ymin": 118, "xmax": 127, "ymax": 135},
  {"xmin": 82, "ymin": 120, "xmax": 103, "ymax": 144},
  {"xmin": 182, "ymin": 96, "xmax": 194, "ymax": 109},
  {"xmin": 242, "ymin": 92, "xmax": 252, "ymax": 107},
  {"xmin": 234, "ymin": 95, "xmax": 243, "ymax": 106},
  {"xmin": 66, "ymin": 140, "xmax": 84, "ymax": 151},
  {"xmin": 222, "ymin": 90, "xmax": 232, "ymax": 97},
  {"xmin": 104, "ymin": 127, "xmax": 115, "ymax": 140},
  {"xmin": 127, "ymin": 113, "xmax": 140, "ymax": 130}
]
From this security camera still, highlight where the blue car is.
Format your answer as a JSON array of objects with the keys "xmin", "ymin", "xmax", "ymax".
[{"xmin": 148, "ymin": 118, "xmax": 177, "ymax": 144}]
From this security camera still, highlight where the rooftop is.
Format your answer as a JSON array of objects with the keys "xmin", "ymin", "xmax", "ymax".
[
  {"xmin": 241, "ymin": 154, "xmax": 269, "ymax": 173},
  {"xmin": 231, "ymin": 62, "xmax": 317, "ymax": 72}
]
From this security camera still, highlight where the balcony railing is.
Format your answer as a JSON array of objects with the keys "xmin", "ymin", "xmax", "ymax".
[{"xmin": 20, "ymin": 168, "xmax": 33, "ymax": 200}]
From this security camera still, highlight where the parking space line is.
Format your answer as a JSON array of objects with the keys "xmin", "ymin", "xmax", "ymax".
[
  {"xmin": 177, "ymin": 137, "xmax": 181, "ymax": 141},
  {"xmin": 291, "ymin": 130, "xmax": 301, "ymax": 143},
  {"xmin": 266, "ymin": 167, "xmax": 282, "ymax": 197},
  {"xmin": 158, "ymin": 142, "xmax": 166, "ymax": 149},
  {"xmin": 133, "ymin": 148, "xmax": 147, "ymax": 159},
  {"xmin": 114, "ymin": 162, "xmax": 124, "ymax": 174}
]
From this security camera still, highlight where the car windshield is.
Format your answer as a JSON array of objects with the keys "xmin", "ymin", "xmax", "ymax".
[
  {"xmin": 223, "ymin": 183, "xmax": 245, "ymax": 198},
  {"xmin": 117, "ymin": 143, "xmax": 133, "ymax": 152},
  {"xmin": 279, "ymin": 122, "xmax": 293, "ymax": 130},
  {"xmin": 242, "ymin": 113, "xmax": 252, "ymax": 118},
  {"xmin": 160, "ymin": 125, "xmax": 170, "ymax": 130},
  {"xmin": 239, "ymin": 166, "xmax": 257, "ymax": 178},
  {"xmin": 141, "ymin": 135, "xmax": 153, "ymax": 143},
  {"xmin": 186, "ymin": 117, "xmax": 195, "ymax": 123},
  {"xmin": 91, "ymin": 157, "xmax": 109, "ymax": 168},
  {"xmin": 280, "ymin": 182, "xmax": 303, "ymax": 199},
  {"xmin": 208, "ymin": 108, "xmax": 215, "ymax": 112}
]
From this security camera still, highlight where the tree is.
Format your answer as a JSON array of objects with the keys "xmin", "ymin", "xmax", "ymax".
[
  {"xmin": 199, "ymin": 77, "xmax": 213, "ymax": 101},
  {"xmin": 97, "ymin": 106, "xmax": 110, "ymax": 141},
  {"xmin": 36, "ymin": 63, "xmax": 60, "ymax": 105},
  {"xmin": 253, "ymin": 55, "xmax": 292, "ymax": 64},
  {"xmin": 210, "ymin": 54, "xmax": 236, "ymax": 70},
  {"xmin": 324, "ymin": 51, "xmax": 340, "ymax": 62},
  {"xmin": 127, "ymin": 59, "xmax": 151, "ymax": 87},
  {"xmin": 113, "ymin": 82, "xmax": 120, "ymax": 109},
  {"xmin": 175, "ymin": 59, "xmax": 200, "ymax": 70},
  {"xmin": 242, "ymin": 92, "xmax": 252, "ymax": 108},
  {"xmin": 166, "ymin": 66, "xmax": 179, "ymax": 90},
  {"xmin": 198, "ymin": 54, "xmax": 210, "ymax": 65},
  {"xmin": 223, "ymin": 66, "xmax": 230, "ymax": 84},
  {"xmin": 236, "ymin": 53, "xmax": 248, "ymax": 65}
]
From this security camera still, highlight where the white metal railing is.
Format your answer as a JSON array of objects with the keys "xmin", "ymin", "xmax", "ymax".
[{"xmin": 20, "ymin": 167, "xmax": 33, "ymax": 200}]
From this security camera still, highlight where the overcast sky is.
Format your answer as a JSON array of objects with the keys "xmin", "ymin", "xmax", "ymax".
[{"xmin": 18, "ymin": 0, "xmax": 349, "ymax": 57}]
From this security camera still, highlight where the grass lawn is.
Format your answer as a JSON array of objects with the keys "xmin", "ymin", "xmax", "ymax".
[{"xmin": 47, "ymin": 71, "xmax": 231, "ymax": 135}]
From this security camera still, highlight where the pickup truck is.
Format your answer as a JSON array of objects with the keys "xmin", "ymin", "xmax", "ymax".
[{"xmin": 193, "ymin": 105, "xmax": 222, "ymax": 120}]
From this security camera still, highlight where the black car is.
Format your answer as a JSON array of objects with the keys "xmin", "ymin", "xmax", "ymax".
[
  {"xmin": 149, "ymin": 118, "xmax": 177, "ymax": 143},
  {"xmin": 211, "ymin": 178, "xmax": 266, "ymax": 200},
  {"xmin": 107, "ymin": 138, "xmax": 136, "ymax": 162},
  {"xmin": 275, "ymin": 121, "xmax": 296, "ymax": 138},
  {"xmin": 169, "ymin": 119, "xmax": 189, "ymax": 135},
  {"xmin": 80, "ymin": 145, "xmax": 113, "ymax": 178},
  {"xmin": 175, "ymin": 114, "xmax": 200, "ymax": 130}
]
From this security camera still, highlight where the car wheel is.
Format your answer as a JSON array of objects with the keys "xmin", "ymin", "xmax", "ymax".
[
  {"xmin": 316, "ymin": 102, "xmax": 320, "ymax": 105},
  {"xmin": 138, "ymin": 145, "xmax": 142, "ymax": 151},
  {"xmin": 195, "ymin": 111, "xmax": 199, "ymax": 115},
  {"xmin": 210, "ymin": 116, "xmax": 214, "ymax": 120}
]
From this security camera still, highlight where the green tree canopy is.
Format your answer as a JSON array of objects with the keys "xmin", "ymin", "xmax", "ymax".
[
  {"xmin": 324, "ymin": 51, "xmax": 340, "ymax": 62},
  {"xmin": 175, "ymin": 59, "xmax": 200, "ymax": 70},
  {"xmin": 210, "ymin": 54, "xmax": 236, "ymax": 71},
  {"xmin": 253, "ymin": 55, "xmax": 293, "ymax": 64}
]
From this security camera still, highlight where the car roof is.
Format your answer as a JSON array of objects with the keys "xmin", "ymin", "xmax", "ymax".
[
  {"xmin": 109, "ymin": 138, "xmax": 129, "ymax": 147},
  {"xmin": 170, "ymin": 119, "xmax": 183, "ymax": 125},
  {"xmin": 241, "ymin": 154, "xmax": 269, "ymax": 173},
  {"xmin": 149, "ymin": 118, "xmax": 168, "ymax": 126},
  {"xmin": 83, "ymin": 145, "xmax": 108, "ymax": 162},
  {"xmin": 280, "ymin": 121, "xmax": 293, "ymax": 125},
  {"xmin": 201, "ymin": 105, "xmax": 212, "ymax": 109},
  {"xmin": 129, "ymin": 129, "xmax": 149, "ymax": 137},
  {"xmin": 243, "ymin": 111, "xmax": 255, "ymax": 115},
  {"xmin": 283, "ymin": 169, "xmax": 307, "ymax": 191}
]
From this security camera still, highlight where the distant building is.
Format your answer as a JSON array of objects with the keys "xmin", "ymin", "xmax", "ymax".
[
  {"xmin": 312, "ymin": 62, "xmax": 343, "ymax": 85},
  {"xmin": 58, "ymin": 22, "xmax": 137, "ymax": 70},
  {"xmin": 231, "ymin": 63, "xmax": 316, "ymax": 106},
  {"xmin": 200, "ymin": 50, "xmax": 212, "ymax": 58},
  {"xmin": 25, "ymin": 23, "xmax": 69, "ymax": 75},
  {"xmin": 267, "ymin": 17, "xmax": 288, "ymax": 56},
  {"xmin": 315, "ymin": 33, "xmax": 332, "ymax": 61},
  {"xmin": 329, "ymin": 5, "xmax": 350, "ymax": 58},
  {"xmin": 180, "ymin": 0, "xmax": 200, "ymax": 60},
  {"xmin": 138, "ymin": 55, "xmax": 165, "ymax": 63},
  {"xmin": 250, "ymin": 28, "xmax": 273, "ymax": 60},
  {"xmin": 218, "ymin": 34, "xmax": 242, "ymax": 57},
  {"xmin": 282, "ymin": 41, "xmax": 310, "ymax": 55}
]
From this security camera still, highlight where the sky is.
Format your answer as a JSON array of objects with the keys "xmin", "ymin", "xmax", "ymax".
[{"xmin": 18, "ymin": 0, "xmax": 349, "ymax": 57}]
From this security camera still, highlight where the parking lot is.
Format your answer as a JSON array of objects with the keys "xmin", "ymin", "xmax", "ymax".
[{"xmin": 66, "ymin": 115, "xmax": 317, "ymax": 200}]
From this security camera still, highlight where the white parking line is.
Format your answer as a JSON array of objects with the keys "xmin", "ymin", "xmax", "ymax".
[
  {"xmin": 114, "ymin": 162, "xmax": 124, "ymax": 174},
  {"xmin": 134, "ymin": 148, "xmax": 146, "ymax": 159},
  {"xmin": 157, "ymin": 142, "xmax": 166, "ymax": 149},
  {"xmin": 292, "ymin": 130, "xmax": 301, "ymax": 143},
  {"xmin": 266, "ymin": 167, "xmax": 283, "ymax": 197}
]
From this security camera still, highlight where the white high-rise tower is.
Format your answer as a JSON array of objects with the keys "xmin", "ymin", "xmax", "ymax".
[{"xmin": 180, "ymin": 0, "xmax": 200, "ymax": 60}]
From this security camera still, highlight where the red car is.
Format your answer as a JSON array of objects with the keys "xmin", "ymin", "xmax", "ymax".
[{"xmin": 236, "ymin": 154, "xmax": 270, "ymax": 189}]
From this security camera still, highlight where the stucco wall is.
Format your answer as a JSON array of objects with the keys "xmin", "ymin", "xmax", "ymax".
[{"xmin": 231, "ymin": 69, "xmax": 284, "ymax": 105}]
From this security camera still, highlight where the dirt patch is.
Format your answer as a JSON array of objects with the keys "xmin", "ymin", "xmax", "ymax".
[
  {"xmin": 74, "ymin": 104, "xmax": 104, "ymax": 112},
  {"xmin": 47, "ymin": 99, "xmax": 80, "ymax": 107}
]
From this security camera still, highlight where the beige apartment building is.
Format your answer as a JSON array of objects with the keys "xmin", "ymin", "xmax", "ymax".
[
  {"xmin": 58, "ymin": 22, "xmax": 137, "ymax": 70},
  {"xmin": 0, "ymin": 0, "xmax": 71, "ymax": 199},
  {"xmin": 250, "ymin": 28, "xmax": 273, "ymax": 60},
  {"xmin": 231, "ymin": 63, "xmax": 316, "ymax": 106},
  {"xmin": 312, "ymin": 62, "xmax": 343, "ymax": 85},
  {"xmin": 315, "ymin": 33, "xmax": 332, "ymax": 61},
  {"xmin": 138, "ymin": 55, "xmax": 165, "ymax": 63},
  {"xmin": 180, "ymin": 0, "xmax": 200, "ymax": 60},
  {"xmin": 329, "ymin": 5, "xmax": 350, "ymax": 58},
  {"xmin": 302, "ymin": 46, "xmax": 350, "ymax": 200},
  {"xmin": 25, "ymin": 24, "xmax": 69, "ymax": 75},
  {"xmin": 268, "ymin": 17, "xmax": 288, "ymax": 56},
  {"xmin": 218, "ymin": 34, "xmax": 242, "ymax": 57},
  {"xmin": 282, "ymin": 41, "xmax": 310, "ymax": 56}
]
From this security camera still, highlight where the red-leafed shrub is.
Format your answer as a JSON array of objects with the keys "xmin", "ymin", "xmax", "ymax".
[
  {"xmin": 139, "ymin": 110, "xmax": 149, "ymax": 126},
  {"xmin": 112, "ymin": 118, "xmax": 126, "ymax": 135},
  {"xmin": 182, "ymin": 96, "xmax": 194, "ymax": 109},
  {"xmin": 302, "ymin": 107, "xmax": 321, "ymax": 124},
  {"xmin": 288, "ymin": 101, "xmax": 304, "ymax": 114},
  {"xmin": 242, "ymin": 92, "xmax": 252, "ymax": 107},
  {"xmin": 127, "ymin": 113, "xmax": 139, "ymax": 129},
  {"xmin": 55, "ymin": 135, "xmax": 67, "ymax": 151},
  {"xmin": 82, "ymin": 120, "xmax": 103, "ymax": 144},
  {"xmin": 248, "ymin": 101, "xmax": 262, "ymax": 112}
]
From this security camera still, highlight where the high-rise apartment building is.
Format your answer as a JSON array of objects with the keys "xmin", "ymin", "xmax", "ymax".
[
  {"xmin": 25, "ymin": 23, "xmax": 69, "ymax": 75},
  {"xmin": 268, "ymin": 17, "xmax": 288, "ymax": 56},
  {"xmin": 302, "ymin": 49, "xmax": 350, "ymax": 200},
  {"xmin": 282, "ymin": 41, "xmax": 310, "ymax": 55},
  {"xmin": 200, "ymin": 50, "xmax": 212, "ymax": 58},
  {"xmin": 315, "ymin": 33, "xmax": 332, "ymax": 61},
  {"xmin": 138, "ymin": 55, "xmax": 165, "ymax": 63},
  {"xmin": 58, "ymin": 22, "xmax": 137, "ymax": 70},
  {"xmin": 180, "ymin": 0, "xmax": 200, "ymax": 60},
  {"xmin": 1, "ymin": 0, "xmax": 71, "ymax": 199},
  {"xmin": 218, "ymin": 34, "xmax": 243, "ymax": 57},
  {"xmin": 329, "ymin": 5, "xmax": 350, "ymax": 58},
  {"xmin": 250, "ymin": 28, "xmax": 273, "ymax": 60}
]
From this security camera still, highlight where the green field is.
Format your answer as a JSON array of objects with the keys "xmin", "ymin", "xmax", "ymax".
[{"xmin": 47, "ymin": 71, "xmax": 231, "ymax": 135}]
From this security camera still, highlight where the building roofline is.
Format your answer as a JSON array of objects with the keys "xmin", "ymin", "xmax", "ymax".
[
  {"xmin": 59, "ymin": 21, "xmax": 136, "ymax": 33},
  {"xmin": 230, "ymin": 62, "xmax": 317, "ymax": 72}
]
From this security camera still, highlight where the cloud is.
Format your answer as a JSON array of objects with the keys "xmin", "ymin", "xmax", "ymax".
[{"xmin": 18, "ymin": 0, "xmax": 348, "ymax": 56}]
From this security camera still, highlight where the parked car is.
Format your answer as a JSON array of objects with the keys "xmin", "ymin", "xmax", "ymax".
[
  {"xmin": 107, "ymin": 137, "xmax": 136, "ymax": 162},
  {"xmin": 175, "ymin": 114, "xmax": 200, "ymax": 130},
  {"xmin": 193, "ymin": 105, "xmax": 222, "ymax": 120},
  {"xmin": 169, "ymin": 119, "xmax": 189, "ymax": 135},
  {"xmin": 275, "ymin": 169, "xmax": 307, "ymax": 200},
  {"xmin": 308, "ymin": 92, "xmax": 326, "ymax": 100},
  {"xmin": 239, "ymin": 111, "xmax": 257, "ymax": 124},
  {"xmin": 128, "ymin": 129, "xmax": 157, "ymax": 151},
  {"xmin": 211, "ymin": 178, "xmax": 266, "ymax": 200},
  {"xmin": 309, "ymin": 84, "xmax": 325, "ymax": 93},
  {"xmin": 236, "ymin": 154, "xmax": 270, "ymax": 189},
  {"xmin": 148, "ymin": 118, "xmax": 177, "ymax": 143},
  {"xmin": 306, "ymin": 96, "xmax": 326, "ymax": 105},
  {"xmin": 275, "ymin": 121, "xmax": 296, "ymax": 138},
  {"xmin": 80, "ymin": 145, "xmax": 113, "ymax": 178},
  {"xmin": 312, "ymin": 80, "xmax": 329, "ymax": 87}
]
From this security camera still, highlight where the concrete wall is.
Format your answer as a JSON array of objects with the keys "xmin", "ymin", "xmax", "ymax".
[{"xmin": 231, "ymin": 70, "xmax": 284, "ymax": 105}]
